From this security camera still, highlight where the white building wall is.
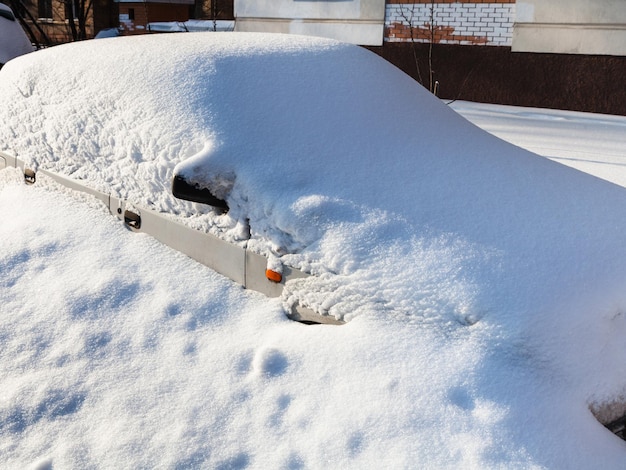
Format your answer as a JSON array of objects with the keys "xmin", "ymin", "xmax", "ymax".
[
  {"xmin": 233, "ymin": 1, "xmax": 626, "ymax": 55},
  {"xmin": 385, "ymin": 3, "xmax": 516, "ymax": 46},
  {"xmin": 234, "ymin": 0, "xmax": 386, "ymax": 46},
  {"xmin": 513, "ymin": 0, "xmax": 626, "ymax": 55}
]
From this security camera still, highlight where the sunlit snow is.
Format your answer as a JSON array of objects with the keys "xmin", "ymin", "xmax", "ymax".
[{"xmin": 2, "ymin": 33, "xmax": 626, "ymax": 468}]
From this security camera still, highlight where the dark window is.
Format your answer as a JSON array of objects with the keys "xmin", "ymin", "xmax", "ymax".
[
  {"xmin": 65, "ymin": 0, "xmax": 77, "ymax": 20},
  {"xmin": 128, "ymin": 8, "xmax": 135, "ymax": 20},
  {"xmin": 38, "ymin": 0, "xmax": 52, "ymax": 19}
]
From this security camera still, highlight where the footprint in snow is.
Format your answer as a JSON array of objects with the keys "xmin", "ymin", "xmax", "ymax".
[{"xmin": 252, "ymin": 348, "xmax": 289, "ymax": 378}]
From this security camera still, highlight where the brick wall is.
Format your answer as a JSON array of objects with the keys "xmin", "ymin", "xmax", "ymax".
[
  {"xmin": 119, "ymin": 3, "xmax": 194, "ymax": 34},
  {"xmin": 385, "ymin": 1, "xmax": 515, "ymax": 46}
]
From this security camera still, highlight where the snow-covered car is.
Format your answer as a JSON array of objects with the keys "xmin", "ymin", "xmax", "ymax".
[
  {"xmin": 0, "ymin": 3, "xmax": 34, "ymax": 68},
  {"xmin": 3, "ymin": 32, "xmax": 626, "ymax": 467}
]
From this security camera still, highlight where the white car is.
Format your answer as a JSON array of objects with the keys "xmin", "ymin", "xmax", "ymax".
[{"xmin": 0, "ymin": 3, "xmax": 34, "ymax": 68}]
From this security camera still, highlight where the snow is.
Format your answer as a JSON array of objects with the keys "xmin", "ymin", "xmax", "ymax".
[
  {"xmin": 0, "ymin": 3, "xmax": 34, "ymax": 65},
  {"xmin": 2, "ymin": 32, "xmax": 626, "ymax": 467},
  {"xmin": 450, "ymin": 100, "xmax": 626, "ymax": 189},
  {"xmin": 94, "ymin": 28, "xmax": 121, "ymax": 39}
]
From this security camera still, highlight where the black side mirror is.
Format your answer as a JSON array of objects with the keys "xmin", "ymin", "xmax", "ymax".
[{"xmin": 171, "ymin": 175, "xmax": 229, "ymax": 211}]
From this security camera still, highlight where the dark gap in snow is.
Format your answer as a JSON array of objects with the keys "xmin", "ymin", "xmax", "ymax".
[
  {"xmin": 590, "ymin": 401, "xmax": 626, "ymax": 442},
  {"xmin": 605, "ymin": 415, "xmax": 626, "ymax": 441}
]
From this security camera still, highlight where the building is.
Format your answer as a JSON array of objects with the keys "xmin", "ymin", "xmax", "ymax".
[
  {"xmin": 118, "ymin": 0, "xmax": 194, "ymax": 34},
  {"xmin": 513, "ymin": 0, "xmax": 626, "ymax": 56},
  {"xmin": 9, "ymin": 0, "xmax": 118, "ymax": 44},
  {"xmin": 7, "ymin": 0, "xmax": 233, "ymax": 43},
  {"xmin": 234, "ymin": 0, "xmax": 385, "ymax": 46},
  {"xmin": 118, "ymin": 0, "xmax": 232, "ymax": 34},
  {"xmin": 380, "ymin": 0, "xmax": 626, "ymax": 114},
  {"xmin": 235, "ymin": 0, "xmax": 626, "ymax": 115},
  {"xmin": 384, "ymin": 1, "xmax": 626, "ymax": 56}
]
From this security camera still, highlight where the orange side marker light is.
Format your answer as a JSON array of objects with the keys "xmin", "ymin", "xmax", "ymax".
[{"xmin": 265, "ymin": 269, "xmax": 282, "ymax": 283}]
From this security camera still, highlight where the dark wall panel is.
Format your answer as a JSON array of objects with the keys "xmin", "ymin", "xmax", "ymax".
[{"xmin": 369, "ymin": 42, "xmax": 626, "ymax": 116}]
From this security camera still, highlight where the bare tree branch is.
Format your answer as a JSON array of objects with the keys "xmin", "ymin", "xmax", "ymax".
[
  {"xmin": 398, "ymin": 5, "xmax": 423, "ymax": 87},
  {"xmin": 8, "ymin": 0, "xmax": 53, "ymax": 46}
]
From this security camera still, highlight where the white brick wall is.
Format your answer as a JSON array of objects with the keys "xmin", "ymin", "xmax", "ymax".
[{"xmin": 385, "ymin": 3, "xmax": 516, "ymax": 46}]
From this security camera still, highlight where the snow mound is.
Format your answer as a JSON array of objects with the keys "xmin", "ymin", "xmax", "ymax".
[
  {"xmin": 3, "ymin": 33, "xmax": 626, "ymax": 329},
  {"xmin": 3, "ymin": 32, "xmax": 626, "ymax": 467}
]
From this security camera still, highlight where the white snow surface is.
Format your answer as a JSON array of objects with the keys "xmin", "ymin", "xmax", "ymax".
[
  {"xmin": 450, "ymin": 100, "xmax": 626, "ymax": 189},
  {"xmin": 2, "ymin": 33, "xmax": 626, "ymax": 468}
]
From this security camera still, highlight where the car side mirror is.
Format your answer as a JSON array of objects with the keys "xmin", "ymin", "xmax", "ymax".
[{"xmin": 171, "ymin": 174, "xmax": 229, "ymax": 211}]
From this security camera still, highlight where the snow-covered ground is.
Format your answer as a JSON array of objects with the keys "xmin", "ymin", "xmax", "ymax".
[
  {"xmin": 2, "ymin": 33, "xmax": 626, "ymax": 468},
  {"xmin": 450, "ymin": 100, "xmax": 626, "ymax": 189}
]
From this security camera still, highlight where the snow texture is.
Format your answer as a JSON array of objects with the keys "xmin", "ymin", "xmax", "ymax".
[
  {"xmin": 451, "ymin": 100, "xmax": 626, "ymax": 188},
  {"xmin": 2, "ymin": 32, "xmax": 626, "ymax": 468}
]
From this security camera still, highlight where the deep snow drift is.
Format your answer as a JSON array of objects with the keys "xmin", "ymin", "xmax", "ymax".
[{"xmin": 2, "ymin": 33, "xmax": 626, "ymax": 468}]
